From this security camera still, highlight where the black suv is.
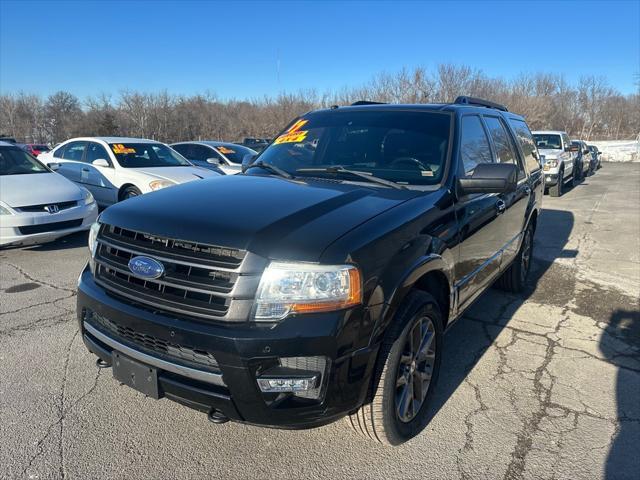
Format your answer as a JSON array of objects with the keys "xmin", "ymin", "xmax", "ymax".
[{"xmin": 78, "ymin": 97, "xmax": 542, "ymax": 445}]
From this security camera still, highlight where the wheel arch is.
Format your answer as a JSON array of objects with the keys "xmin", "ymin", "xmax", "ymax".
[{"xmin": 118, "ymin": 183, "xmax": 139, "ymax": 201}]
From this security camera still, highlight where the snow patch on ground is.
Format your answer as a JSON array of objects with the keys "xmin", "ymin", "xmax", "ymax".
[{"xmin": 589, "ymin": 140, "xmax": 639, "ymax": 162}]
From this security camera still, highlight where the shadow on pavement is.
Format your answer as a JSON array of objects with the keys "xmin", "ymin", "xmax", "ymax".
[
  {"xmin": 604, "ymin": 309, "xmax": 640, "ymax": 480},
  {"xmin": 424, "ymin": 208, "xmax": 575, "ymax": 426}
]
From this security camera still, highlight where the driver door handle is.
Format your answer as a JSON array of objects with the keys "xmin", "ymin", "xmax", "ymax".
[{"xmin": 495, "ymin": 199, "xmax": 506, "ymax": 214}]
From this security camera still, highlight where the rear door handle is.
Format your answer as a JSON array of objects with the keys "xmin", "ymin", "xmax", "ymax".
[
  {"xmin": 82, "ymin": 168, "xmax": 90, "ymax": 172},
  {"xmin": 495, "ymin": 199, "xmax": 506, "ymax": 214}
]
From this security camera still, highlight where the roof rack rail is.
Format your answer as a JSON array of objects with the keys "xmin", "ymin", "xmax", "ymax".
[
  {"xmin": 351, "ymin": 100, "xmax": 388, "ymax": 106},
  {"xmin": 454, "ymin": 96, "xmax": 508, "ymax": 112}
]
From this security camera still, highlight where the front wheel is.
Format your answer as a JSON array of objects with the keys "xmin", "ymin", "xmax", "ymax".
[
  {"xmin": 120, "ymin": 186, "xmax": 142, "ymax": 201},
  {"xmin": 346, "ymin": 291, "xmax": 443, "ymax": 445},
  {"xmin": 549, "ymin": 167, "xmax": 564, "ymax": 197}
]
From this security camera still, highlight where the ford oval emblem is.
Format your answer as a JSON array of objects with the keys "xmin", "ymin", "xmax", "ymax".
[{"xmin": 128, "ymin": 256, "xmax": 164, "ymax": 279}]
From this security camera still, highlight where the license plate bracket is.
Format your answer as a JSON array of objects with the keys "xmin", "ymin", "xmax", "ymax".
[{"xmin": 112, "ymin": 351, "xmax": 160, "ymax": 399}]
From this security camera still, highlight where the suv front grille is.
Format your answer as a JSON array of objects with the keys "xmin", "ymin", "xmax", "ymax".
[
  {"xmin": 85, "ymin": 309, "xmax": 220, "ymax": 372},
  {"xmin": 93, "ymin": 224, "xmax": 263, "ymax": 321}
]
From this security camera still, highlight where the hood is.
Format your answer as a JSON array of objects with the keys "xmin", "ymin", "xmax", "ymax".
[
  {"xmin": 131, "ymin": 166, "xmax": 219, "ymax": 183},
  {"xmin": 0, "ymin": 172, "xmax": 83, "ymax": 207},
  {"xmin": 537, "ymin": 148, "xmax": 562, "ymax": 159},
  {"xmin": 100, "ymin": 175, "xmax": 418, "ymax": 261}
]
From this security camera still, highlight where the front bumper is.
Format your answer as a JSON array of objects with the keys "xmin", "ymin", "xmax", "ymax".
[
  {"xmin": 77, "ymin": 267, "xmax": 379, "ymax": 429},
  {"xmin": 0, "ymin": 203, "xmax": 98, "ymax": 247}
]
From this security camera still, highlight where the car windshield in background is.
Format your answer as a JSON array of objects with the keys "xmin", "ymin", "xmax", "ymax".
[
  {"xmin": 533, "ymin": 134, "xmax": 562, "ymax": 150},
  {"xmin": 0, "ymin": 147, "xmax": 49, "ymax": 175},
  {"xmin": 32, "ymin": 145, "xmax": 50, "ymax": 152},
  {"xmin": 255, "ymin": 110, "xmax": 451, "ymax": 186},
  {"xmin": 110, "ymin": 143, "xmax": 191, "ymax": 168},
  {"xmin": 213, "ymin": 144, "xmax": 256, "ymax": 164}
]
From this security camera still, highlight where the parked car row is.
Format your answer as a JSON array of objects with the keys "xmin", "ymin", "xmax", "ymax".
[{"xmin": 532, "ymin": 130, "xmax": 602, "ymax": 197}]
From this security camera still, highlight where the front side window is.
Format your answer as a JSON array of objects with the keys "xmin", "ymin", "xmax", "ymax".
[
  {"xmin": 0, "ymin": 147, "xmax": 49, "ymax": 175},
  {"xmin": 212, "ymin": 144, "xmax": 256, "ymax": 164},
  {"xmin": 109, "ymin": 143, "xmax": 191, "ymax": 168},
  {"xmin": 459, "ymin": 115, "xmax": 493, "ymax": 174},
  {"xmin": 509, "ymin": 119, "xmax": 541, "ymax": 173},
  {"xmin": 86, "ymin": 142, "xmax": 110, "ymax": 164},
  {"xmin": 484, "ymin": 116, "xmax": 524, "ymax": 178},
  {"xmin": 533, "ymin": 134, "xmax": 563, "ymax": 150},
  {"xmin": 255, "ymin": 110, "xmax": 451, "ymax": 186},
  {"xmin": 62, "ymin": 141, "xmax": 87, "ymax": 161}
]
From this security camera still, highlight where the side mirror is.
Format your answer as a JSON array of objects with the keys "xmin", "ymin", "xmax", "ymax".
[
  {"xmin": 47, "ymin": 162, "xmax": 60, "ymax": 171},
  {"xmin": 458, "ymin": 163, "xmax": 518, "ymax": 196},
  {"xmin": 241, "ymin": 153, "xmax": 257, "ymax": 173},
  {"xmin": 206, "ymin": 157, "xmax": 220, "ymax": 165},
  {"xmin": 92, "ymin": 158, "xmax": 110, "ymax": 167},
  {"xmin": 583, "ymin": 149, "xmax": 590, "ymax": 155},
  {"xmin": 570, "ymin": 145, "xmax": 580, "ymax": 152}
]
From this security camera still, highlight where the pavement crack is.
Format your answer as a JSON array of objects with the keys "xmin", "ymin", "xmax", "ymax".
[{"xmin": 5, "ymin": 262, "xmax": 76, "ymax": 294}]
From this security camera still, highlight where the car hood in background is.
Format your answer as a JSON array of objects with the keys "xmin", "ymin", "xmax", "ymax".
[
  {"xmin": 537, "ymin": 148, "xmax": 563, "ymax": 158},
  {"xmin": 0, "ymin": 172, "xmax": 83, "ymax": 207},
  {"xmin": 100, "ymin": 175, "xmax": 419, "ymax": 261},
  {"xmin": 130, "ymin": 166, "xmax": 219, "ymax": 183}
]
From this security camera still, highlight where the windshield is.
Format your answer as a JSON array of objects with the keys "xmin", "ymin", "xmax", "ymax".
[
  {"xmin": 0, "ymin": 147, "xmax": 49, "ymax": 175},
  {"xmin": 31, "ymin": 144, "xmax": 50, "ymax": 152},
  {"xmin": 110, "ymin": 143, "xmax": 191, "ymax": 168},
  {"xmin": 213, "ymin": 144, "xmax": 257, "ymax": 164},
  {"xmin": 533, "ymin": 134, "xmax": 562, "ymax": 150},
  {"xmin": 254, "ymin": 110, "xmax": 451, "ymax": 186}
]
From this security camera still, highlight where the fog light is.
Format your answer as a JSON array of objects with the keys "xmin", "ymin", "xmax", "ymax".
[{"xmin": 257, "ymin": 376, "xmax": 319, "ymax": 393}]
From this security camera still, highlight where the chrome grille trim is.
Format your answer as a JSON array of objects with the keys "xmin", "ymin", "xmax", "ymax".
[{"xmin": 93, "ymin": 224, "xmax": 266, "ymax": 321}]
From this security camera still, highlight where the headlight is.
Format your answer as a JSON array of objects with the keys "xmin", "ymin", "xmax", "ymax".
[
  {"xmin": 149, "ymin": 180, "xmax": 175, "ymax": 191},
  {"xmin": 0, "ymin": 202, "xmax": 13, "ymax": 215},
  {"xmin": 545, "ymin": 159, "xmax": 558, "ymax": 168},
  {"xmin": 88, "ymin": 222, "xmax": 100, "ymax": 258},
  {"xmin": 81, "ymin": 188, "xmax": 95, "ymax": 205},
  {"xmin": 254, "ymin": 262, "xmax": 362, "ymax": 320}
]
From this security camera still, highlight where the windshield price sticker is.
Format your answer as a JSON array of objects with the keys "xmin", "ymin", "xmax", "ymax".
[
  {"xmin": 274, "ymin": 119, "xmax": 309, "ymax": 145},
  {"xmin": 217, "ymin": 146, "xmax": 236, "ymax": 154},
  {"xmin": 112, "ymin": 144, "xmax": 136, "ymax": 154}
]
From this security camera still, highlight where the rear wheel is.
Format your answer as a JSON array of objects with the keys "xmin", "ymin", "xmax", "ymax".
[
  {"xmin": 571, "ymin": 165, "xmax": 580, "ymax": 188},
  {"xmin": 120, "ymin": 186, "xmax": 141, "ymax": 201},
  {"xmin": 495, "ymin": 221, "xmax": 534, "ymax": 293},
  {"xmin": 549, "ymin": 167, "xmax": 564, "ymax": 197},
  {"xmin": 346, "ymin": 290, "xmax": 443, "ymax": 445}
]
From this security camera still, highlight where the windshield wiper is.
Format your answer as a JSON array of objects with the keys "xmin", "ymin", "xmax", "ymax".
[
  {"xmin": 296, "ymin": 166, "xmax": 407, "ymax": 190},
  {"xmin": 249, "ymin": 160, "xmax": 293, "ymax": 179}
]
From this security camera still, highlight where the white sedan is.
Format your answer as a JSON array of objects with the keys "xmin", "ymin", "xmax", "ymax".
[
  {"xmin": 0, "ymin": 141, "xmax": 98, "ymax": 247},
  {"xmin": 38, "ymin": 137, "xmax": 220, "ymax": 207}
]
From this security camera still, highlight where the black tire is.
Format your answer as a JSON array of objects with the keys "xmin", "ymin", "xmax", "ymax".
[
  {"xmin": 549, "ymin": 167, "xmax": 563, "ymax": 197},
  {"xmin": 495, "ymin": 221, "xmax": 534, "ymax": 293},
  {"xmin": 120, "ymin": 186, "xmax": 142, "ymax": 201},
  {"xmin": 571, "ymin": 165, "xmax": 580, "ymax": 188},
  {"xmin": 346, "ymin": 290, "xmax": 443, "ymax": 446}
]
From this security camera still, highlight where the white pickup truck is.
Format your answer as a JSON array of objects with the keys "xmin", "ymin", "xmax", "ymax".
[{"xmin": 532, "ymin": 130, "xmax": 579, "ymax": 197}]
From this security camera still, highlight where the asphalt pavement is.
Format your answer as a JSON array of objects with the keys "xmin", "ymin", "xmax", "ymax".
[{"xmin": 1, "ymin": 163, "xmax": 638, "ymax": 480}]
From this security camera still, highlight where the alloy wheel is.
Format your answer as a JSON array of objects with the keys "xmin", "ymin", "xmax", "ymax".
[{"xmin": 395, "ymin": 317, "xmax": 436, "ymax": 423}]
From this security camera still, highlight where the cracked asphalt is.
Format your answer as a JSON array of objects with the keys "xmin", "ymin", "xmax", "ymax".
[{"xmin": 1, "ymin": 163, "xmax": 639, "ymax": 480}]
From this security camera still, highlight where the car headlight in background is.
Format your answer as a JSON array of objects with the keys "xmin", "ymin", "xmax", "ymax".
[
  {"xmin": 88, "ymin": 221, "xmax": 100, "ymax": 258},
  {"xmin": 81, "ymin": 188, "xmax": 95, "ymax": 205},
  {"xmin": 545, "ymin": 159, "xmax": 558, "ymax": 168},
  {"xmin": 149, "ymin": 180, "xmax": 175, "ymax": 191},
  {"xmin": 254, "ymin": 262, "xmax": 362, "ymax": 320},
  {"xmin": 0, "ymin": 202, "xmax": 13, "ymax": 215}
]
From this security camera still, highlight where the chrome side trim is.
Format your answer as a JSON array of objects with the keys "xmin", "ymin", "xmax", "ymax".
[{"xmin": 83, "ymin": 321, "xmax": 226, "ymax": 387}]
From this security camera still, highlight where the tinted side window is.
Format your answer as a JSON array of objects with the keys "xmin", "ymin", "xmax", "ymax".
[
  {"xmin": 62, "ymin": 141, "xmax": 87, "ymax": 161},
  {"xmin": 562, "ymin": 134, "xmax": 571, "ymax": 150},
  {"xmin": 86, "ymin": 142, "xmax": 110, "ymax": 164},
  {"xmin": 53, "ymin": 144, "xmax": 67, "ymax": 159},
  {"xmin": 509, "ymin": 119, "xmax": 541, "ymax": 173},
  {"xmin": 192, "ymin": 145, "xmax": 217, "ymax": 162},
  {"xmin": 459, "ymin": 115, "xmax": 492, "ymax": 174},
  {"xmin": 484, "ymin": 116, "xmax": 525, "ymax": 179},
  {"xmin": 172, "ymin": 144, "xmax": 193, "ymax": 159}
]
